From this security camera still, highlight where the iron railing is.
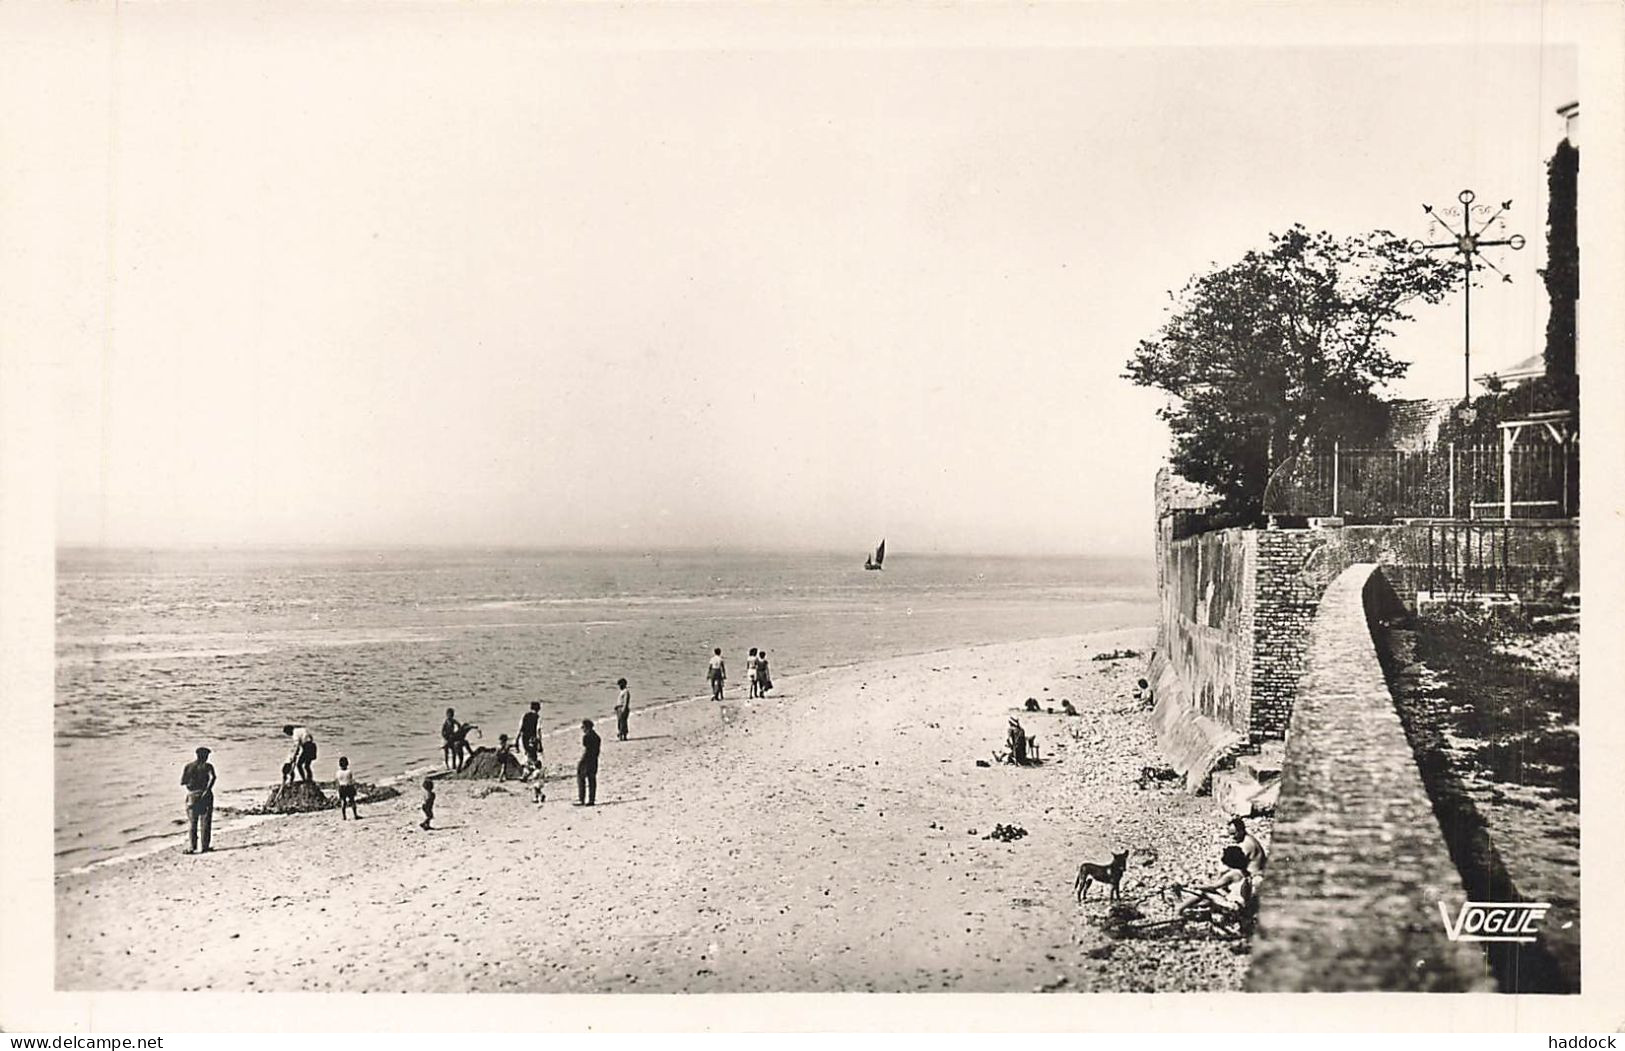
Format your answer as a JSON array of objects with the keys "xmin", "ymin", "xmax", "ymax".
[{"xmin": 1263, "ymin": 442, "xmax": 1579, "ymax": 522}]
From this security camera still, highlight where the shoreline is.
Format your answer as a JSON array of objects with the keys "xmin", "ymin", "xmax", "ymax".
[
  {"xmin": 57, "ymin": 624, "xmax": 1258, "ymax": 993},
  {"xmin": 55, "ymin": 626, "xmax": 1147, "ymax": 878}
]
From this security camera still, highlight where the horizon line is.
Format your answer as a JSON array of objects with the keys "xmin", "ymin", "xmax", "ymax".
[{"xmin": 54, "ymin": 539, "xmax": 1153, "ymax": 561}]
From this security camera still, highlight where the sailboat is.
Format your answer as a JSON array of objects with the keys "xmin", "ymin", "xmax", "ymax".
[{"xmin": 864, "ymin": 538, "xmax": 886, "ymax": 571}]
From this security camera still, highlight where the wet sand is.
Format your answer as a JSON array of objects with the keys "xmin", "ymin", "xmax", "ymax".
[{"xmin": 57, "ymin": 627, "xmax": 1255, "ymax": 993}]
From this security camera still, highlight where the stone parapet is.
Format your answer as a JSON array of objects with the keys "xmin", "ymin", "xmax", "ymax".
[{"xmin": 1246, "ymin": 563, "xmax": 1494, "ymax": 991}]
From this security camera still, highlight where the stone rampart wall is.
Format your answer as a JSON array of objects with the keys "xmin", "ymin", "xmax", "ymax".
[
  {"xmin": 1160, "ymin": 528, "xmax": 1254, "ymax": 732},
  {"xmin": 1247, "ymin": 563, "xmax": 1493, "ymax": 991},
  {"xmin": 1155, "ymin": 516, "xmax": 1579, "ymax": 761}
]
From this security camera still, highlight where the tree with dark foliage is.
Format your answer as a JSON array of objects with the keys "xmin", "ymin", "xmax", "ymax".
[
  {"xmin": 1440, "ymin": 136, "xmax": 1580, "ymax": 448},
  {"xmin": 1125, "ymin": 226, "xmax": 1454, "ymax": 518},
  {"xmin": 1540, "ymin": 138, "xmax": 1578, "ymax": 382}
]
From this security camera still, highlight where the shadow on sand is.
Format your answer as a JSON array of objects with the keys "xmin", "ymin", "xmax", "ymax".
[{"xmin": 193, "ymin": 841, "xmax": 279, "ymax": 853}]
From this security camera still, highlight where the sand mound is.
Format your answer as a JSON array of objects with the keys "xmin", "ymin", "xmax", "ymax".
[
  {"xmin": 355, "ymin": 782, "xmax": 401, "ymax": 804},
  {"xmin": 264, "ymin": 781, "xmax": 332, "ymax": 813},
  {"xmin": 446, "ymin": 747, "xmax": 526, "ymax": 780}
]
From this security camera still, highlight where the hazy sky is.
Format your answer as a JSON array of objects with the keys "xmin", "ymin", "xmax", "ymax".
[{"xmin": 44, "ymin": 8, "xmax": 1578, "ymax": 556}]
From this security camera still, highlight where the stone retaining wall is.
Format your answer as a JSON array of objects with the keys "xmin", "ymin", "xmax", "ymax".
[
  {"xmin": 1152, "ymin": 513, "xmax": 1579, "ymax": 777},
  {"xmin": 1153, "ymin": 526, "xmax": 1334, "ymax": 770},
  {"xmin": 1246, "ymin": 563, "xmax": 1494, "ymax": 991}
]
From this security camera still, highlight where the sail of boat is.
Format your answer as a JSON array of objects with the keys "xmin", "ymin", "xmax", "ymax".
[{"xmin": 865, "ymin": 538, "xmax": 886, "ymax": 570}]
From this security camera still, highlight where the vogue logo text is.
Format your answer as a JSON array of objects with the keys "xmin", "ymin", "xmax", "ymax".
[{"xmin": 1438, "ymin": 900, "xmax": 1551, "ymax": 943}]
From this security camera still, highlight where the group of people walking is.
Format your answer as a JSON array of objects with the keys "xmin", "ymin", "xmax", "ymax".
[{"xmin": 707, "ymin": 646, "xmax": 773, "ymax": 702}]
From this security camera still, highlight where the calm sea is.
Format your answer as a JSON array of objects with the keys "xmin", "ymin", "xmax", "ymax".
[{"xmin": 55, "ymin": 547, "xmax": 1153, "ymax": 872}]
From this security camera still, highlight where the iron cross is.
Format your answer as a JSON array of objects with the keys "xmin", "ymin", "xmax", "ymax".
[{"xmin": 1416, "ymin": 189, "xmax": 1526, "ymax": 402}]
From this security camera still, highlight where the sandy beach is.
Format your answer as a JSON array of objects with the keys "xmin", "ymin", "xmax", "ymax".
[{"xmin": 57, "ymin": 626, "xmax": 1257, "ymax": 993}]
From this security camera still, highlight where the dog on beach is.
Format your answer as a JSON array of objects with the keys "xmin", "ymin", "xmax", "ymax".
[{"xmin": 1075, "ymin": 850, "xmax": 1130, "ymax": 903}]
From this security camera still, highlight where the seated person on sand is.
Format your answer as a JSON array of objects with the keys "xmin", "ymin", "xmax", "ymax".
[
  {"xmin": 1172, "ymin": 845, "xmax": 1254, "ymax": 916},
  {"xmin": 1006, "ymin": 717, "xmax": 1037, "ymax": 765},
  {"xmin": 1060, "ymin": 699, "xmax": 1079, "ymax": 717},
  {"xmin": 1229, "ymin": 817, "xmax": 1268, "ymax": 883},
  {"xmin": 496, "ymin": 734, "xmax": 516, "ymax": 781}
]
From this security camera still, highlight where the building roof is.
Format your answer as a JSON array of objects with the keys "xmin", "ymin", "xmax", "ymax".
[
  {"xmin": 1384, "ymin": 398, "xmax": 1457, "ymax": 451},
  {"xmin": 1475, "ymin": 351, "xmax": 1545, "ymax": 389}
]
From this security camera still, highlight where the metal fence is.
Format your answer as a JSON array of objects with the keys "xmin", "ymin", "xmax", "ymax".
[
  {"xmin": 1263, "ymin": 441, "xmax": 1579, "ymax": 521},
  {"xmin": 1422, "ymin": 520, "xmax": 1520, "ymax": 598}
]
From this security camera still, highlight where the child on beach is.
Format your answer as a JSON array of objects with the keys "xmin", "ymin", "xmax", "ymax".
[
  {"xmin": 746, "ymin": 648, "xmax": 760, "ymax": 698},
  {"xmin": 420, "ymin": 779, "xmax": 436, "ymax": 830},
  {"xmin": 497, "ymin": 734, "xmax": 515, "ymax": 781},
  {"xmin": 335, "ymin": 756, "xmax": 358, "ymax": 820},
  {"xmin": 757, "ymin": 648, "xmax": 772, "ymax": 695},
  {"xmin": 614, "ymin": 678, "xmax": 631, "ymax": 741}
]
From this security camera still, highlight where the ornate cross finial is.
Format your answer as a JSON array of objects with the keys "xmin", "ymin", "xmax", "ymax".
[{"xmin": 1415, "ymin": 189, "xmax": 1526, "ymax": 401}]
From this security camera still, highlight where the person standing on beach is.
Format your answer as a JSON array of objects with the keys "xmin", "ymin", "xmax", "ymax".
[
  {"xmin": 283, "ymin": 724, "xmax": 316, "ymax": 782},
  {"xmin": 576, "ymin": 719, "xmax": 602, "ymax": 805},
  {"xmin": 518, "ymin": 701, "xmax": 541, "ymax": 775},
  {"xmin": 757, "ymin": 648, "xmax": 772, "ymax": 696},
  {"xmin": 708, "ymin": 648, "xmax": 726, "ymax": 701},
  {"xmin": 614, "ymin": 679, "xmax": 631, "ymax": 742},
  {"xmin": 441, "ymin": 708, "xmax": 461, "ymax": 771},
  {"xmin": 746, "ymin": 648, "xmax": 760, "ymax": 698},
  {"xmin": 335, "ymin": 756, "xmax": 359, "ymax": 820},
  {"xmin": 181, "ymin": 746, "xmax": 217, "ymax": 854}
]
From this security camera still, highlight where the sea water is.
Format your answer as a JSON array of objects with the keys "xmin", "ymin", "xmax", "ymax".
[{"xmin": 55, "ymin": 547, "xmax": 1153, "ymax": 872}]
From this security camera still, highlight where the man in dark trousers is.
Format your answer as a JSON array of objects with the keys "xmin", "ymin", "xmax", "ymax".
[
  {"xmin": 518, "ymin": 701, "xmax": 542, "ymax": 773},
  {"xmin": 707, "ymin": 648, "xmax": 726, "ymax": 701},
  {"xmin": 180, "ymin": 746, "xmax": 217, "ymax": 854},
  {"xmin": 576, "ymin": 718, "xmax": 601, "ymax": 806}
]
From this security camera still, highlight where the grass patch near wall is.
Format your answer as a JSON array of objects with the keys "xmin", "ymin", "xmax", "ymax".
[{"xmin": 1375, "ymin": 600, "xmax": 1579, "ymax": 993}]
